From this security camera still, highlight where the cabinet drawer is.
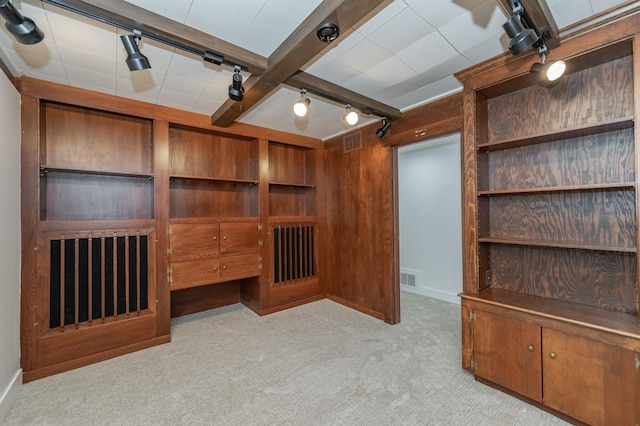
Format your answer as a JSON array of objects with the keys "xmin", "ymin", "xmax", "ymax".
[
  {"xmin": 170, "ymin": 258, "xmax": 220, "ymax": 290},
  {"xmin": 170, "ymin": 223, "xmax": 219, "ymax": 262},
  {"xmin": 220, "ymin": 222, "xmax": 259, "ymax": 254},
  {"xmin": 219, "ymin": 253, "xmax": 260, "ymax": 280}
]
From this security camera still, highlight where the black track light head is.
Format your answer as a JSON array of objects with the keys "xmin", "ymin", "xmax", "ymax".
[
  {"xmin": 376, "ymin": 118, "xmax": 391, "ymax": 139},
  {"xmin": 228, "ymin": 66, "xmax": 244, "ymax": 101},
  {"xmin": 0, "ymin": 0, "xmax": 44, "ymax": 45},
  {"xmin": 121, "ymin": 33, "xmax": 151, "ymax": 71}
]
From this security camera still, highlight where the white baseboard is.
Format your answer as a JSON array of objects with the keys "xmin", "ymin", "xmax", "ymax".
[
  {"xmin": 0, "ymin": 369, "xmax": 22, "ymax": 424},
  {"xmin": 401, "ymin": 286, "xmax": 460, "ymax": 305}
]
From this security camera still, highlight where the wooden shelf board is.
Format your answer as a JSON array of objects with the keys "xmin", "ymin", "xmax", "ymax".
[
  {"xmin": 478, "ymin": 182, "xmax": 635, "ymax": 195},
  {"xmin": 478, "ymin": 116, "xmax": 634, "ymax": 151},
  {"xmin": 41, "ymin": 165, "xmax": 153, "ymax": 179},
  {"xmin": 460, "ymin": 288, "xmax": 640, "ymax": 340},
  {"xmin": 170, "ymin": 175, "xmax": 258, "ymax": 184},
  {"xmin": 478, "ymin": 237, "xmax": 637, "ymax": 253},
  {"xmin": 269, "ymin": 181, "xmax": 316, "ymax": 188}
]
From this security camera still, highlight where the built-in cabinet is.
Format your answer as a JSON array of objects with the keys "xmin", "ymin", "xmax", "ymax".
[
  {"xmin": 20, "ymin": 83, "xmax": 323, "ymax": 381},
  {"xmin": 167, "ymin": 126, "xmax": 261, "ymax": 293},
  {"xmin": 459, "ymin": 17, "xmax": 640, "ymax": 425}
]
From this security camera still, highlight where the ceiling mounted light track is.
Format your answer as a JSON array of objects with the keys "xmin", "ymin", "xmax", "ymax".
[
  {"xmin": 0, "ymin": 0, "xmax": 44, "ymax": 45},
  {"xmin": 41, "ymin": 0, "xmax": 248, "ymax": 72},
  {"xmin": 316, "ymin": 22, "xmax": 340, "ymax": 42}
]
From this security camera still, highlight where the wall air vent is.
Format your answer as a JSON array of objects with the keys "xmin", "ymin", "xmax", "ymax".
[
  {"xmin": 400, "ymin": 268, "xmax": 421, "ymax": 288},
  {"xmin": 343, "ymin": 132, "xmax": 362, "ymax": 153}
]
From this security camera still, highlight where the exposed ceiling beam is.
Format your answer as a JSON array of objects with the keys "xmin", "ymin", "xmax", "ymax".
[
  {"xmin": 286, "ymin": 72, "xmax": 402, "ymax": 120},
  {"xmin": 210, "ymin": 0, "xmax": 395, "ymax": 127},
  {"xmin": 497, "ymin": 0, "xmax": 560, "ymax": 50},
  {"xmin": 45, "ymin": 0, "xmax": 268, "ymax": 74}
]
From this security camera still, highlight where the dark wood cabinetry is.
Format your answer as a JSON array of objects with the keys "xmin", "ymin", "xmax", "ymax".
[
  {"xmin": 458, "ymin": 16, "xmax": 640, "ymax": 425},
  {"xmin": 20, "ymin": 79, "xmax": 324, "ymax": 380},
  {"xmin": 468, "ymin": 302, "xmax": 640, "ymax": 425},
  {"xmin": 168, "ymin": 220, "xmax": 260, "ymax": 290}
]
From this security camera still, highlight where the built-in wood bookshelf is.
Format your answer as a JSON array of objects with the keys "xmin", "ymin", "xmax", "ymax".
[{"xmin": 458, "ymin": 23, "xmax": 640, "ymax": 425}]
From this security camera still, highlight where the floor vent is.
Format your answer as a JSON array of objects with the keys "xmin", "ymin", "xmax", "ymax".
[
  {"xmin": 400, "ymin": 268, "xmax": 421, "ymax": 288},
  {"xmin": 343, "ymin": 132, "xmax": 362, "ymax": 152}
]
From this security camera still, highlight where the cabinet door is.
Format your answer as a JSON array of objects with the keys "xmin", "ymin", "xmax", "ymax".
[
  {"xmin": 543, "ymin": 329, "xmax": 640, "ymax": 426},
  {"xmin": 474, "ymin": 311, "xmax": 542, "ymax": 402},
  {"xmin": 170, "ymin": 258, "xmax": 220, "ymax": 290},
  {"xmin": 219, "ymin": 253, "xmax": 260, "ymax": 281},
  {"xmin": 170, "ymin": 223, "xmax": 219, "ymax": 262},
  {"xmin": 219, "ymin": 222, "xmax": 259, "ymax": 254}
]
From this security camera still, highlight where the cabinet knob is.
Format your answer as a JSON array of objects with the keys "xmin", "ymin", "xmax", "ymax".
[
  {"xmin": 549, "ymin": 352, "xmax": 556, "ymax": 359},
  {"xmin": 223, "ymin": 236, "xmax": 227, "ymax": 240},
  {"xmin": 527, "ymin": 345, "xmax": 534, "ymax": 352},
  {"xmin": 213, "ymin": 236, "xmax": 217, "ymax": 240},
  {"xmin": 222, "ymin": 265, "xmax": 227, "ymax": 270},
  {"xmin": 213, "ymin": 267, "xmax": 217, "ymax": 272}
]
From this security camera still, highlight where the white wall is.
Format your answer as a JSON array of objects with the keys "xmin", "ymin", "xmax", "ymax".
[
  {"xmin": 398, "ymin": 134, "xmax": 462, "ymax": 304},
  {"xmin": 0, "ymin": 72, "xmax": 22, "ymax": 422}
]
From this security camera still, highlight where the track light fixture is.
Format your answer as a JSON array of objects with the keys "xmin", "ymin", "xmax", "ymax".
[
  {"xmin": 502, "ymin": 0, "xmax": 539, "ymax": 55},
  {"xmin": 293, "ymin": 88, "xmax": 310, "ymax": 117},
  {"xmin": 228, "ymin": 65, "xmax": 244, "ymax": 102},
  {"xmin": 120, "ymin": 31, "xmax": 151, "ymax": 71},
  {"xmin": 0, "ymin": 0, "xmax": 44, "ymax": 45},
  {"xmin": 530, "ymin": 44, "xmax": 566, "ymax": 83},
  {"xmin": 343, "ymin": 104, "xmax": 358, "ymax": 126},
  {"xmin": 376, "ymin": 118, "xmax": 391, "ymax": 139}
]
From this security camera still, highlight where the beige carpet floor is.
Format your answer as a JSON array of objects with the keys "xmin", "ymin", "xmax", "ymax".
[{"xmin": 4, "ymin": 292, "xmax": 568, "ymax": 425}]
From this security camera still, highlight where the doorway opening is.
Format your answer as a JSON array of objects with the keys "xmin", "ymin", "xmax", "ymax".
[{"xmin": 397, "ymin": 133, "xmax": 463, "ymax": 306}]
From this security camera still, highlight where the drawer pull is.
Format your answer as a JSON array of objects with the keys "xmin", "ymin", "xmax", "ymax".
[
  {"xmin": 213, "ymin": 236, "xmax": 217, "ymax": 240},
  {"xmin": 223, "ymin": 236, "xmax": 227, "ymax": 240},
  {"xmin": 213, "ymin": 267, "xmax": 217, "ymax": 272},
  {"xmin": 527, "ymin": 345, "xmax": 534, "ymax": 352},
  {"xmin": 549, "ymin": 352, "xmax": 556, "ymax": 359},
  {"xmin": 222, "ymin": 265, "xmax": 227, "ymax": 270}
]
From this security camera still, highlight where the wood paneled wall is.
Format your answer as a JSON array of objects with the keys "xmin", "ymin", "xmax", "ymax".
[
  {"xmin": 321, "ymin": 92, "xmax": 463, "ymax": 324},
  {"xmin": 321, "ymin": 127, "xmax": 398, "ymax": 322}
]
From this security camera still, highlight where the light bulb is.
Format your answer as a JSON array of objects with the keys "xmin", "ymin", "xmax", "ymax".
[
  {"xmin": 344, "ymin": 105, "xmax": 358, "ymax": 125},
  {"xmin": 294, "ymin": 98, "xmax": 310, "ymax": 117},
  {"xmin": 546, "ymin": 60, "xmax": 566, "ymax": 81}
]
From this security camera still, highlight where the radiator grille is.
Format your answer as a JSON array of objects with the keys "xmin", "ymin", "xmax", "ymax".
[
  {"xmin": 49, "ymin": 233, "xmax": 149, "ymax": 330},
  {"xmin": 273, "ymin": 223, "xmax": 316, "ymax": 284}
]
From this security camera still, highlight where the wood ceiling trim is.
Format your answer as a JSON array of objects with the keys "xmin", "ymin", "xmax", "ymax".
[
  {"xmin": 210, "ymin": 0, "xmax": 395, "ymax": 127},
  {"xmin": 286, "ymin": 72, "xmax": 402, "ymax": 120},
  {"xmin": 65, "ymin": 0, "xmax": 268, "ymax": 74}
]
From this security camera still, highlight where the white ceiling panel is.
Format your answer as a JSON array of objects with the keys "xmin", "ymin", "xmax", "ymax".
[
  {"xmin": 406, "ymin": 0, "xmax": 485, "ymax": 28},
  {"xmin": 365, "ymin": 7, "xmax": 435, "ymax": 54},
  {"xmin": 397, "ymin": 31, "xmax": 459, "ymax": 74},
  {"xmin": 0, "ymin": 0, "xmax": 633, "ymax": 140},
  {"xmin": 438, "ymin": 1, "xmax": 505, "ymax": 52}
]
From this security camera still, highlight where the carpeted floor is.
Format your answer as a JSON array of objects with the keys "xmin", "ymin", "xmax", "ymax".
[{"xmin": 4, "ymin": 292, "xmax": 568, "ymax": 425}]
